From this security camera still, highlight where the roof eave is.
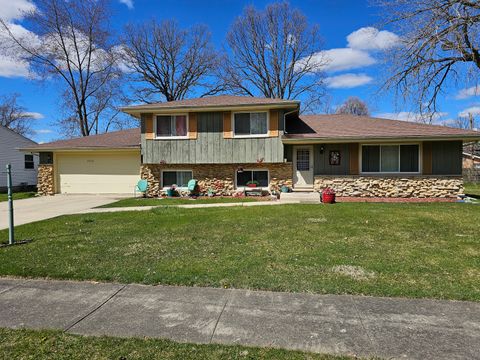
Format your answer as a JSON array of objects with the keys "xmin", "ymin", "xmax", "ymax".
[
  {"xmin": 19, "ymin": 146, "xmax": 141, "ymax": 152},
  {"xmin": 121, "ymin": 102, "xmax": 300, "ymax": 117},
  {"xmin": 282, "ymin": 134, "xmax": 480, "ymax": 144}
]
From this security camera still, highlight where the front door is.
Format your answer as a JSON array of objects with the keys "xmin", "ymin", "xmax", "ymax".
[{"xmin": 293, "ymin": 146, "xmax": 314, "ymax": 188}]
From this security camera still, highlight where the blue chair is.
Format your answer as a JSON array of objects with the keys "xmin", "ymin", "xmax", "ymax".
[{"xmin": 134, "ymin": 179, "xmax": 148, "ymax": 197}]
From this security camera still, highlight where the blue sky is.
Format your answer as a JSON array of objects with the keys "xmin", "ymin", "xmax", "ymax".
[{"xmin": 0, "ymin": 0, "xmax": 478, "ymax": 143}]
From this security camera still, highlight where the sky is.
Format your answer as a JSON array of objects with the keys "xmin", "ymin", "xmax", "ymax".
[{"xmin": 0, "ymin": 0, "xmax": 479, "ymax": 143}]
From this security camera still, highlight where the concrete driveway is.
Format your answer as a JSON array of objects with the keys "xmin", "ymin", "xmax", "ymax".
[{"xmin": 0, "ymin": 194, "xmax": 126, "ymax": 230}]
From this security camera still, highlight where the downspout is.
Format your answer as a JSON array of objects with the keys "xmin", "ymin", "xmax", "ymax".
[{"xmin": 283, "ymin": 106, "xmax": 299, "ymax": 134}]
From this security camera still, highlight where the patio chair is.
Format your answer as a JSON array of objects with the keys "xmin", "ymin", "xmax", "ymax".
[{"xmin": 134, "ymin": 179, "xmax": 148, "ymax": 197}]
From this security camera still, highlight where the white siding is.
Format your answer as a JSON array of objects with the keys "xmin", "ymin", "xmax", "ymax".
[{"xmin": 0, "ymin": 126, "xmax": 38, "ymax": 188}]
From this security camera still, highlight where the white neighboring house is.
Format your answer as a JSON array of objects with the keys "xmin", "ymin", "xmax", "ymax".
[{"xmin": 0, "ymin": 125, "xmax": 38, "ymax": 190}]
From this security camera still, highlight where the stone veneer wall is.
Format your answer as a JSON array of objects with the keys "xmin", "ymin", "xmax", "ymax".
[
  {"xmin": 314, "ymin": 176, "xmax": 463, "ymax": 198},
  {"xmin": 37, "ymin": 164, "xmax": 55, "ymax": 195},
  {"xmin": 141, "ymin": 163, "xmax": 293, "ymax": 197}
]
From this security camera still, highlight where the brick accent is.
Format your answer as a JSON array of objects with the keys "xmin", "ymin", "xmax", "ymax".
[
  {"xmin": 314, "ymin": 175, "xmax": 463, "ymax": 198},
  {"xmin": 37, "ymin": 164, "xmax": 55, "ymax": 195},
  {"xmin": 141, "ymin": 163, "xmax": 293, "ymax": 197}
]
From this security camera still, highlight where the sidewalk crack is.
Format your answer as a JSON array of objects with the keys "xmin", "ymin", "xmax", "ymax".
[
  {"xmin": 351, "ymin": 297, "xmax": 379, "ymax": 357},
  {"xmin": 64, "ymin": 284, "xmax": 126, "ymax": 332},
  {"xmin": 209, "ymin": 291, "xmax": 231, "ymax": 343}
]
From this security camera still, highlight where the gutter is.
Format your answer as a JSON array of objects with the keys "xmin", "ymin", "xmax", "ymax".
[
  {"xmin": 18, "ymin": 146, "xmax": 141, "ymax": 152},
  {"xmin": 282, "ymin": 135, "xmax": 480, "ymax": 144}
]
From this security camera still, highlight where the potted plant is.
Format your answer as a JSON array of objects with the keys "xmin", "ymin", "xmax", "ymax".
[
  {"xmin": 246, "ymin": 180, "xmax": 259, "ymax": 188},
  {"xmin": 321, "ymin": 187, "xmax": 336, "ymax": 204},
  {"xmin": 166, "ymin": 185, "xmax": 178, "ymax": 197}
]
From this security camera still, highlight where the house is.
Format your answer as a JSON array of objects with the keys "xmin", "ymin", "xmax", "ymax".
[
  {"xmin": 23, "ymin": 95, "xmax": 480, "ymax": 198},
  {"xmin": 0, "ymin": 125, "xmax": 38, "ymax": 191}
]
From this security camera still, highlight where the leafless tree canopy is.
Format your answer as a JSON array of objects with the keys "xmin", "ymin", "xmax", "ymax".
[
  {"xmin": 336, "ymin": 97, "xmax": 370, "ymax": 116},
  {"xmin": 0, "ymin": 0, "xmax": 126, "ymax": 137},
  {"xmin": 122, "ymin": 20, "xmax": 221, "ymax": 103},
  {"xmin": 223, "ymin": 2, "xmax": 326, "ymax": 110},
  {"xmin": 0, "ymin": 93, "xmax": 35, "ymax": 136},
  {"xmin": 379, "ymin": 0, "xmax": 480, "ymax": 117}
]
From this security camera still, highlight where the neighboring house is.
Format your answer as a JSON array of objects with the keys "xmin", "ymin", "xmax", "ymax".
[
  {"xmin": 463, "ymin": 152, "xmax": 480, "ymax": 169},
  {"xmin": 0, "ymin": 125, "xmax": 38, "ymax": 191},
  {"xmin": 23, "ymin": 95, "xmax": 480, "ymax": 198}
]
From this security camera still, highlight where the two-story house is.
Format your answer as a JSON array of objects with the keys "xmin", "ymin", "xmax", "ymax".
[{"xmin": 24, "ymin": 95, "xmax": 480, "ymax": 198}]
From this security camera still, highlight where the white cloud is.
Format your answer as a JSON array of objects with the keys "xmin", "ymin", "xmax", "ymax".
[
  {"xmin": 376, "ymin": 111, "xmax": 448, "ymax": 123},
  {"xmin": 455, "ymin": 86, "xmax": 480, "ymax": 100},
  {"xmin": 24, "ymin": 112, "xmax": 44, "ymax": 120},
  {"xmin": 325, "ymin": 73, "xmax": 373, "ymax": 89},
  {"xmin": 347, "ymin": 27, "xmax": 400, "ymax": 50},
  {"xmin": 317, "ymin": 48, "xmax": 376, "ymax": 72},
  {"xmin": 0, "ymin": 55, "xmax": 31, "ymax": 77},
  {"xmin": 0, "ymin": 0, "xmax": 35, "ymax": 21},
  {"xmin": 459, "ymin": 106, "xmax": 480, "ymax": 117},
  {"xmin": 119, "ymin": 0, "xmax": 134, "ymax": 9},
  {"xmin": 34, "ymin": 129, "xmax": 53, "ymax": 134}
]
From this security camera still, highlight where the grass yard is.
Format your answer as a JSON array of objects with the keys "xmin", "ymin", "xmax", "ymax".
[
  {"xmin": 0, "ymin": 328, "xmax": 350, "ymax": 360},
  {"xmin": 0, "ymin": 203, "xmax": 479, "ymax": 301},
  {"xmin": 0, "ymin": 191, "xmax": 36, "ymax": 202},
  {"xmin": 464, "ymin": 182, "xmax": 480, "ymax": 198},
  {"xmin": 100, "ymin": 196, "xmax": 266, "ymax": 208}
]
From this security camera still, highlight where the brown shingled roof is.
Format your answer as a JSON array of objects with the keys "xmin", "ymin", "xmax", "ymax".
[
  {"xmin": 121, "ymin": 95, "xmax": 299, "ymax": 114},
  {"xmin": 285, "ymin": 114, "xmax": 480, "ymax": 140},
  {"xmin": 22, "ymin": 128, "xmax": 140, "ymax": 151}
]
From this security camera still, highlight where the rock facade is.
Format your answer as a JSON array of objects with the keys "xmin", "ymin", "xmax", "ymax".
[
  {"xmin": 141, "ymin": 163, "xmax": 293, "ymax": 197},
  {"xmin": 37, "ymin": 164, "xmax": 55, "ymax": 195},
  {"xmin": 314, "ymin": 176, "xmax": 463, "ymax": 198}
]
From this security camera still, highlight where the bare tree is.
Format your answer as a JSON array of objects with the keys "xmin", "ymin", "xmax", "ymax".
[
  {"xmin": 378, "ymin": 0, "xmax": 480, "ymax": 118},
  {"xmin": 122, "ymin": 20, "xmax": 221, "ymax": 103},
  {"xmin": 0, "ymin": 0, "xmax": 125, "ymax": 137},
  {"xmin": 336, "ymin": 97, "xmax": 370, "ymax": 116},
  {"xmin": 222, "ymin": 2, "xmax": 326, "ymax": 110},
  {"xmin": 0, "ymin": 93, "xmax": 36, "ymax": 136}
]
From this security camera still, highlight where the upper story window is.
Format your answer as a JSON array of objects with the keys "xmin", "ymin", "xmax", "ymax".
[
  {"xmin": 155, "ymin": 114, "xmax": 188, "ymax": 138},
  {"xmin": 361, "ymin": 144, "xmax": 419, "ymax": 173},
  {"xmin": 24, "ymin": 154, "xmax": 34, "ymax": 169},
  {"xmin": 233, "ymin": 112, "xmax": 268, "ymax": 137}
]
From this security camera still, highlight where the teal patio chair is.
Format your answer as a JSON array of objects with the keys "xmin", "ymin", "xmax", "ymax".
[{"xmin": 134, "ymin": 179, "xmax": 148, "ymax": 197}]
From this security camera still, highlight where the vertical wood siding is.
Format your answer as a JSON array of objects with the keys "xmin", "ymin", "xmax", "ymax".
[
  {"xmin": 431, "ymin": 140, "xmax": 462, "ymax": 175},
  {"xmin": 313, "ymin": 143, "xmax": 350, "ymax": 175},
  {"xmin": 142, "ymin": 111, "xmax": 284, "ymax": 164}
]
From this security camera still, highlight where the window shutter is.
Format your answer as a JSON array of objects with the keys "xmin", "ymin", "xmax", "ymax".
[
  {"xmin": 422, "ymin": 141, "xmax": 432, "ymax": 175},
  {"xmin": 143, "ymin": 113, "xmax": 154, "ymax": 140},
  {"xmin": 188, "ymin": 112, "xmax": 197, "ymax": 139},
  {"xmin": 349, "ymin": 143, "xmax": 359, "ymax": 175},
  {"xmin": 223, "ymin": 111, "xmax": 232, "ymax": 138},
  {"xmin": 268, "ymin": 110, "xmax": 279, "ymax": 137}
]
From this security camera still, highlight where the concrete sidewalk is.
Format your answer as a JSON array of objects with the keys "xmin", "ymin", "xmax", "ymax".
[{"xmin": 0, "ymin": 278, "xmax": 478, "ymax": 359}]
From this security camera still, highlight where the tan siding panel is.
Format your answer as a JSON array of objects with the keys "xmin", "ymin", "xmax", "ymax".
[
  {"xmin": 143, "ymin": 113, "xmax": 154, "ymax": 140},
  {"xmin": 188, "ymin": 112, "xmax": 198, "ymax": 139},
  {"xmin": 268, "ymin": 110, "xmax": 279, "ymax": 137},
  {"xmin": 223, "ymin": 111, "xmax": 232, "ymax": 138},
  {"xmin": 349, "ymin": 143, "xmax": 359, "ymax": 175}
]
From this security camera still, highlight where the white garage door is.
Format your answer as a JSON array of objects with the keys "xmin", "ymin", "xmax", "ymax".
[{"xmin": 56, "ymin": 152, "xmax": 140, "ymax": 194}]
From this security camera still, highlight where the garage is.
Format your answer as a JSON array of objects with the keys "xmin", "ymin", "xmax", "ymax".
[{"xmin": 56, "ymin": 151, "xmax": 140, "ymax": 194}]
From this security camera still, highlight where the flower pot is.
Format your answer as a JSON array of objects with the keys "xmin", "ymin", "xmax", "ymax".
[
  {"xmin": 166, "ymin": 189, "xmax": 176, "ymax": 197},
  {"xmin": 247, "ymin": 184, "xmax": 257, "ymax": 188}
]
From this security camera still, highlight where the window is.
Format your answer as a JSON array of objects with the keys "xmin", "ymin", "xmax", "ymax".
[
  {"xmin": 24, "ymin": 154, "xmax": 34, "ymax": 169},
  {"xmin": 362, "ymin": 144, "xmax": 419, "ymax": 173},
  {"xmin": 162, "ymin": 171, "xmax": 192, "ymax": 188},
  {"xmin": 234, "ymin": 112, "xmax": 268, "ymax": 136},
  {"xmin": 156, "ymin": 115, "xmax": 187, "ymax": 137},
  {"xmin": 236, "ymin": 170, "xmax": 269, "ymax": 187}
]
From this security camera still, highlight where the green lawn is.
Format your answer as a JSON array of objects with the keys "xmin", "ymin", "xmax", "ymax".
[
  {"xmin": 0, "ymin": 328, "xmax": 350, "ymax": 360},
  {"xmin": 0, "ymin": 191, "xmax": 36, "ymax": 202},
  {"xmin": 100, "ymin": 196, "xmax": 266, "ymax": 208},
  {"xmin": 464, "ymin": 182, "xmax": 480, "ymax": 198},
  {"xmin": 0, "ymin": 203, "xmax": 479, "ymax": 301}
]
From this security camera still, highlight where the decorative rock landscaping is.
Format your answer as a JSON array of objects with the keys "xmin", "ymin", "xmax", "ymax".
[
  {"xmin": 141, "ymin": 163, "xmax": 293, "ymax": 197},
  {"xmin": 314, "ymin": 176, "xmax": 463, "ymax": 198},
  {"xmin": 37, "ymin": 164, "xmax": 55, "ymax": 196}
]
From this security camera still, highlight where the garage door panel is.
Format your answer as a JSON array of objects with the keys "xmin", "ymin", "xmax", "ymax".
[{"xmin": 57, "ymin": 152, "xmax": 140, "ymax": 194}]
